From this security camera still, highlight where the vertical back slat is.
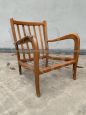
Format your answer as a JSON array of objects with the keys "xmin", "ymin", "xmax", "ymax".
[
  {"xmin": 43, "ymin": 21, "xmax": 49, "ymax": 54},
  {"xmin": 43, "ymin": 21, "xmax": 49, "ymax": 66},
  {"xmin": 22, "ymin": 25, "xmax": 31, "ymax": 59},
  {"xmin": 10, "ymin": 19, "xmax": 20, "ymax": 61},
  {"xmin": 33, "ymin": 26, "xmax": 38, "ymax": 45},
  {"xmin": 16, "ymin": 25, "xmax": 26, "ymax": 60},
  {"xmin": 28, "ymin": 26, "xmax": 31, "ymax": 35},
  {"xmin": 12, "ymin": 25, "xmax": 17, "ymax": 43},
  {"xmin": 22, "ymin": 25, "xmax": 26, "ymax": 36},
  {"xmin": 38, "ymin": 26, "xmax": 44, "ymax": 56}
]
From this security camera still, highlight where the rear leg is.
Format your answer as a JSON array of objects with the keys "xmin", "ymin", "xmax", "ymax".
[
  {"xmin": 18, "ymin": 64, "xmax": 22, "ymax": 75},
  {"xmin": 45, "ymin": 57, "xmax": 48, "ymax": 67},
  {"xmin": 73, "ymin": 63, "xmax": 77, "ymax": 80}
]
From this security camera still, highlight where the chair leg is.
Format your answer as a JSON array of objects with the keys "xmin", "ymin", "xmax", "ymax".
[
  {"xmin": 35, "ymin": 73, "xmax": 40, "ymax": 97},
  {"xmin": 73, "ymin": 63, "xmax": 77, "ymax": 80},
  {"xmin": 19, "ymin": 64, "xmax": 22, "ymax": 75},
  {"xmin": 45, "ymin": 57, "xmax": 48, "ymax": 67}
]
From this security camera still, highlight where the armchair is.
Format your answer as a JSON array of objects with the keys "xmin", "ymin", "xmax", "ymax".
[{"xmin": 10, "ymin": 18, "xmax": 80, "ymax": 97}]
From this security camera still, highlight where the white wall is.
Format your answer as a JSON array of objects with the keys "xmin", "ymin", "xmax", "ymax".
[{"xmin": 0, "ymin": 0, "xmax": 86, "ymax": 49}]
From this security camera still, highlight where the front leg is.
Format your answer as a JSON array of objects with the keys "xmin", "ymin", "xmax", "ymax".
[{"xmin": 35, "ymin": 73, "xmax": 40, "ymax": 97}]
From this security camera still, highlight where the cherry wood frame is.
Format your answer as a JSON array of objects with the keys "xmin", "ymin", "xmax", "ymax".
[{"xmin": 10, "ymin": 18, "xmax": 80, "ymax": 97}]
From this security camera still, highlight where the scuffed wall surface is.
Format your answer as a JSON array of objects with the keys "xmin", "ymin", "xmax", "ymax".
[{"xmin": 0, "ymin": 0, "xmax": 86, "ymax": 49}]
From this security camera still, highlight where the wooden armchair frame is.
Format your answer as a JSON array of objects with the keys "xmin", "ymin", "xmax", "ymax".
[{"xmin": 10, "ymin": 18, "xmax": 80, "ymax": 97}]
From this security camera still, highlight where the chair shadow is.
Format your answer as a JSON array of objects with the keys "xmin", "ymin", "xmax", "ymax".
[{"xmin": 21, "ymin": 66, "xmax": 74, "ymax": 98}]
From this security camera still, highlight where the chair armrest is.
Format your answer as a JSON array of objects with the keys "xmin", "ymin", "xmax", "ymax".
[
  {"xmin": 15, "ymin": 35, "xmax": 33, "ymax": 45},
  {"xmin": 47, "ymin": 33, "xmax": 80, "ymax": 61},
  {"xmin": 47, "ymin": 33, "xmax": 80, "ymax": 43}
]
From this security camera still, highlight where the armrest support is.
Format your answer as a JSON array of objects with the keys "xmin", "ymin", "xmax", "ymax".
[
  {"xmin": 15, "ymin": 35, "xmax": 33, "ymax": 45},
  {"xmin": 31, "ymin": 37, "xmax": 39, "ymax": 73},
  {"xmin": 47, "ymin": 33, "xmax": 80, "ymax": 62},
  {"xmin": 15, "ymin": 36, "xmax": 39, "ymax": 71}
]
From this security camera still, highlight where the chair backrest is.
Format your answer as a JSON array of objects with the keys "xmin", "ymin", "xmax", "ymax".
[{"xmin": 10, "ymin": 18, "xmax": 48, "ymax": 60}]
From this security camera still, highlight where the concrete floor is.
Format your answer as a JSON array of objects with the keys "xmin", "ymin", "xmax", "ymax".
[{"xmin": 0, "ymin": 53, "xmax": 86, "ymax": 115}]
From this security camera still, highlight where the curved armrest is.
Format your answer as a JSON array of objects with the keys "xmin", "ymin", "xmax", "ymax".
[
  {"xmin": 47, "ymin": 33, "xmax": 80, "ymax": 61},
  {"xmin": 15, "ymin": 35, "xmax": 33, "ymax": 45}
]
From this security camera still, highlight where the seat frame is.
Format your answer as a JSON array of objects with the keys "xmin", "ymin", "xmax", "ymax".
[{"xmin": 10, "ymin": 18, "xmax": 80, "ymax": 97}]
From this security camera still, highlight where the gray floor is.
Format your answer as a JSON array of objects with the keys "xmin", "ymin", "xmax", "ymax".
[{"xmin": 0, "ymin": 53, "xmax": 86, "ymax": 115}]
